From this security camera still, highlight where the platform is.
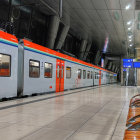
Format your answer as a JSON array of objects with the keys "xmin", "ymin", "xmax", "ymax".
[{"xmin": 0, "ymin": 85, "xmax": 137, "ymax": 140}]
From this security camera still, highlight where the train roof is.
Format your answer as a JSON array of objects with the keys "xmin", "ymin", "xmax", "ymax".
[
  {"xmin": 0, "ymin": 31, "xmax": 116, "ymax": 75},
  {"xmin": 0, "ymin": 30, "xmax": 18, "ymax": 45},
  {"xmin": 23, "ymin": 39, "xmax": 116, "ymax": 74}
]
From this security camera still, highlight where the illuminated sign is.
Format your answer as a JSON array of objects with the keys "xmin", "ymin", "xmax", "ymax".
[
  {"xmin": 134, "ymin": 62, "xmax": 140, "ymax": 68},
  {"xmin": 101, "ymin": 58, "xmax": 104, "ymax": 68},
  {"xmin": 123, "ymin": 59, "xmax": 133, "ymax": 68},
  {"xmin": 123, "ymin": 62, "xmax": 133, "ymax": 68},
  {"xmin": 103, "ymin": 37, "xmax": 109, "ymax": 53},
  {"xmin": 123, "ymin": 59, "xmax": 133, "ymax": 62}
]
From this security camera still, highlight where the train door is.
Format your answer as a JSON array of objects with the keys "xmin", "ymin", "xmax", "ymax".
[{"xmin": 56, "ymin": 59, "xmax": 65, "ymax": 92}]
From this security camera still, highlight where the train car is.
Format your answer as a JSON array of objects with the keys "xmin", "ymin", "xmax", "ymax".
[
  {"xmin": 0, "ymin": 31, "xmax": 117, "ymax": 99},
  {"xmin": 0, "ymin": 31, "xmax": 18, "ymax": 99}
]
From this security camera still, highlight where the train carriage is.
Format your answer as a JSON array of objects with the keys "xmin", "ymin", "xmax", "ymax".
[
  {"xmin": 0, "ymin": 30, "xmax": 117, "ymax": 99},
  {"xmin": 0, "ymin": 31, "xmax": 18, "ymax": 98}
]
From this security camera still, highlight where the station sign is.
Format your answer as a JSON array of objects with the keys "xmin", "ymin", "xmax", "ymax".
[
  {"xmin": 123, "ymin": 59, "xmax": 140, "ymax": 68},
  {"xmin": 123, "ymin": 62, "xmax": 133, "ymax": 68},
  {"xmin": 123, "ymin": 59, "xmax": 133, "ymax": 62},
  {"xmin": 123, "ymin": 59, "xmax": 133, "ymax": 68},
  {"xmin": 133, "ymin": 62, "xmax": 140, "ymax": 68}
]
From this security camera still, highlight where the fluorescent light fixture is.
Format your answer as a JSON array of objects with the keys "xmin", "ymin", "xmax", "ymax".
[
  {"xmin": 129, "ymin": 39, "xmax": 132, "ymax": 42},
  {"xmin": 128, "ymin": 27, "xmax": 131, "ymax": 30},
  {"xmin": 127, "ymin": 21, "xmax": 131, "ymax": 25},
  {"xmin": 103, "ymin": 37, "xmax": 109, "ymax": 53},
  {"xmin": 128, "ymin": 36, "xmax": 132, "ymax": 39},
  {"xmin": 125, "ymin": 4, "xmax": 131, "ymax": 10},
  {"xmin": 130, "ymin": 44, "xmax": 133, "ymax": 47}
]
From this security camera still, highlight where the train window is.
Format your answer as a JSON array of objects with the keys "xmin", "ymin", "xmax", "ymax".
[
  {"xmin": 91, "ymin": 71, "xmax": 93, "ymax": 79},
  {"xmin": 61, "ymin": 66, "xmax": 64, "ymax": 78},
  {"xmin": 29, "ymin": 60, "xmax": 40, "ymax": 78},
  {"xmin": 0, "ymin": 54, "xmax": 11, "ymax": 77},
  {"xmin": 78, "ymin": 69, "xmax": 82, "ymax": 79},
  {"xmin": 97, "ymin": 72, "xmax": 99, "ymax": 79},
  {"xmin": 66, "ymin": 67, "xmax": 71, "ymax": 78},
  {"xmin": 87, "ymin": 71, "xmax": 90, "ymax": 79},
  {"xmin": 96, "ymin": 72, "xmax": 97, "ymax": 79},
  {"xmin": 57, "ymin": 65, "xmax": 60, "ymax": 78},
  {"xmin": 44, "ymin": 62, "xmax": 52, "ymax": 78},
  {"xmin": 83, "ymin": 70, "xmax": 86, "ymax": 79},
  {"xmin": 96, "ymin": 72, "xmax": 98, "ymax": 79}
]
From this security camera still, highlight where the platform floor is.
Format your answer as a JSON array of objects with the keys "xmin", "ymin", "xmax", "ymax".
[{"xmin": 0, "ymin": 85, "xmax": 138, "ymax": 140}]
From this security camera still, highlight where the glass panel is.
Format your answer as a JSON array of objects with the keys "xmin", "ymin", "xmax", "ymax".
[
  {"xmin": 78, "ymin": 69, "xmax": 82, "ymax": 79},
  {"xmin": 87, "ymin": 71, "xmax": 90, "ymax": 79},
  {"xmin": 29, "ymin": 60, "xmax": 40, "ymax": 78},
  {"xmin": 0, "ymin": 54, "xmax": 11, "ymax": 77},
  {"xmin": 30, "ymin": 60, "xmax": 39, "ymax": 67},
  {"xmin": 57, "ymin": 65, "xmax": 60, "ymax": 78},
  {"xmin": 61, "ymin": 66, "xmax": 64, "ymax": 78},
  {"xmin": 83, "ymin": 70, "xmax": 86, "ymax": 79},
  {"xmin": 66, "ymin": 67, "xmax": 71, "ymax": 78},
  {"xmin": 44, "ymin": 62, "xmax": 52, "ymax": 78},
  {"xmin": 91, "ymin": 71, "xmax": 93, "ymax": 79}
]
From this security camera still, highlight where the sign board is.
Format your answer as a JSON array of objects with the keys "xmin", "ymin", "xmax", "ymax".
[{"xmin": 134, "ymin": 62, "xmax": 140, "ymax": 68}]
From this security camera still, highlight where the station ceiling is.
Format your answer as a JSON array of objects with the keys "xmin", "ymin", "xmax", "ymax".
[
  {"xmin": 11, "ymin": 0, "xmax": 140, "ymax": 58},
  {"xmin": 35, "ymin": 0, "xmax": 139, "ymax": 57}
]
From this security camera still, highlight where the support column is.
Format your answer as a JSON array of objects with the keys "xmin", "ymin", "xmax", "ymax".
[
  {"xmin": 115, "ymin": 67, "xmax": 118, "ymax": 73},
  {"xmin": 112, "ymin": 65, "xmax": 115, "ymax": 72},
  {"xmin": 55, "ymin": 25, "xmax": 69, "ymax": 50},
  {"xmin": 83, "ymin": 43, "xmax": 92, "ymax": 60},
  {"xmin": 94, "ymin": 51, "xmax": 101, "ymax": 65},
  {"xmin": 79, "ymin": 40, "xmax": 87, "ymax": 59},
  {"xmin": 104, "ymin": 57, "xmax": 108, "ymax": 69},
  {"xmin": 46, "ymin": 16, "xmax": 60, "ymax": 49},
  {"xmin": 108, "ymin": 62, "xmax": 112, "ymax": 70}
]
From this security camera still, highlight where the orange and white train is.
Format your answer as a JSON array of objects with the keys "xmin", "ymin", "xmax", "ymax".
[{"xmin": 0, "ymin": 31, "xmax": 117, "ymax": 99}]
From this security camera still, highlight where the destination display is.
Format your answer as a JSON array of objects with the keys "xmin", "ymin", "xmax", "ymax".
[{"xmin": 123, "ymin": 59, "xmax": 140, "ymax": 68}]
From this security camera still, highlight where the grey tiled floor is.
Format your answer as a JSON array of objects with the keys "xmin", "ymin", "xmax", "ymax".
[{"xmin": 0, "ymin": 85, "xmax": 137, "ymax": 140}]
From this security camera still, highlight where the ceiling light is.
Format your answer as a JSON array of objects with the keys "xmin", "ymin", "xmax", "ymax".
[
  {"xmin": 127, "ymin": 21, "xmax": 131, "ymax": 25},
  {"xmin": 125, "ymin": 4, "xmax": 131, "ymax": 10},
  {"xmin": 128, "ymin": 27, "xmax": 131, "ymax": 30},
  {"xmin": 128, "ymin": 36, "xmax": 132, "ymax": 39},
  {"xmin": 129, "ymin": 39, "xmax": 132, "ymax": 42},
  {"xmin": 130, "ymin": 44, "xmax": 133, "ymax": 47}
]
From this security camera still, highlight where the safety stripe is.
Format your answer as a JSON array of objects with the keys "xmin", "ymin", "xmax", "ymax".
[
  {"xmin": 0, "ymin": 38, "xmax": 18, "ymax": 48},
  {"xmin": 25, "ymin": 46, "xmax": 108, "ymax": 72},
  {"xmin": 0, "ymin": 38, "xmax": 115, "ymax": 74}
]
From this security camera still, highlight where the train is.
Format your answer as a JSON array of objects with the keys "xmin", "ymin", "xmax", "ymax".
[{"xmin": 0, "ymin": 30, "xmax": 117, "ymax": 99}]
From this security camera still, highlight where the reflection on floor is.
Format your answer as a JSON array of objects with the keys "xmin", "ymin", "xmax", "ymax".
[{"xmin": 0, "ymin": 85, "xmax": 137, "ymax": 140}]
